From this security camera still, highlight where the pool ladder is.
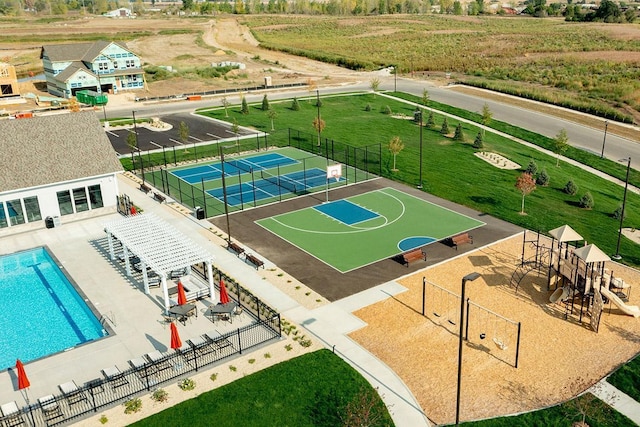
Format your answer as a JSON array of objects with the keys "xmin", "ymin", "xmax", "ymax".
[{"xmin": 100, "ymin": 311, "xmax": 117, "ymax": 328}]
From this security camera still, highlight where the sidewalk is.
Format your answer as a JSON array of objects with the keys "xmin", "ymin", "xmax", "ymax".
[
  {"xmin": 120, "ymin": 173, "xmax": 430, "ymax": 426},
  {"xmin": 592, "ymin": 379, "xmax": 640, "ymax": 426}
]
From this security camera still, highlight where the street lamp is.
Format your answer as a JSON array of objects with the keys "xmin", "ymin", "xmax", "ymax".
[
  {"xmin": 600, "ymin": 120, "xmax": 609, "ymax": 159},
  {"xmin": 612, "ymin": 157, "xmax": 631, "ymax": 260},
  {"xmin": 455, "ymin": 272, "xmax": 481, "ymax": 426},
  {"xmin": 415, "ymin": 108, "xmax": 423, "ymax": 189}
]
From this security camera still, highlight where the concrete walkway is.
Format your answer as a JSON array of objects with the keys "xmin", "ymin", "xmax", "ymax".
[{"xmin": 592, "ymin": 379, "xmax": 640, "ymax": 426}]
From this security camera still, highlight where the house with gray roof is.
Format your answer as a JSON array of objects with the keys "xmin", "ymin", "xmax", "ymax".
[
  {"xmin": 0, "ymin": 111, "xmax": 123, "ymax": 233},
  {"xmin": 41, "ymin": 41, "xmax": 144, "ymax": 99}
]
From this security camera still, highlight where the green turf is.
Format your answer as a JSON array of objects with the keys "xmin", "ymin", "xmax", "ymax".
[
  {"xmin": 256, "ymin": 187, "xmax": 485, "ymax": 272},
  {"xmin": 129, "ymin": 349, "xmax": 393, "ymax": 427}
]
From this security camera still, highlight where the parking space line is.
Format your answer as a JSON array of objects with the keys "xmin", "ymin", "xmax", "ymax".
[
  {"xmin": 106, "ymin": 130, "xmax": 119, "ymax": 137},
  {"xmin": 189, "ymin": 136, "xmax": 203, "ymax": 142},
  {"xmin": 206, "ymin": 133, "xmax": 221, "ymax": 139},
  {"xmin": 169, "ymin": 138, "xmax": 183, "ymax": 145},
  {"xmin": 149, "ymin": 140, "xmax": 162, "ymax": 149}
]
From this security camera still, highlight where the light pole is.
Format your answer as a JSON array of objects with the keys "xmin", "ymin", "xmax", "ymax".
[
  {"xmin": 132, "ymin": 110, "xmax": 143, "ymax": 182},
  {"xmin": 394, "ymin": 65, "xmax": 397, "ymax": 92},
  {"xmin": 612, "ymin": 157, "xmax": 631, "ymax": 260},
  {"xmin": 416, "ymin": 108, "xmax": 423, "ymax": 189},
  {"xmin": 455, "ymin": 272, "xmax": 481, "ymax": 426},
  {"xmin": 600, "ymin": 120, "xmax": 609, "ymax": 159}
]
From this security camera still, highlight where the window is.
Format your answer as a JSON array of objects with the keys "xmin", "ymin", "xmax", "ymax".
[
  {"xmin": 23, "ymin": 196, "xmax": 42, "ymax": 222},
  {"xmin": 73, "ymin": 188, "xmax": 89, "ymax": 212},
  {"xmin": 88, "ymin": 185, "xmax": 103, "ymax": 209},
  {"xmin": 7, "ymin": 199, "xmax": 25, "ymax": 226},
  {"xmin": 0, "ymin": 203, "xmax": 7, "ymax": 228},
  {"xmin": 57, "ymin": 190, "xmax": 74, "ymax": 215}
]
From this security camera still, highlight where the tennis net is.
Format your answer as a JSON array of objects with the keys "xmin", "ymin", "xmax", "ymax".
[
  {"xmin": 226, "ymin": 159, "xmax": 256, "ymax": 174},
  {"xmin": 259, "ymin": 169, "xmax": 302, "ymax": 194}
]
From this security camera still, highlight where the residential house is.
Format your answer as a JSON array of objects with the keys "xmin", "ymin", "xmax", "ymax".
[
  {"xmin": 103, "ymin": 7, "xmax": 134, "ymax": 17},
  {"xmin": 0, "ymin": 62, "xmax": 19, "ymax": 100},
  {"xmin": 41, "ymin": 41, "xmax": 144, "ymax": 99},
  {"xmin": 0, "ymin": 111, "xmax": 123, "ymax": 234}
]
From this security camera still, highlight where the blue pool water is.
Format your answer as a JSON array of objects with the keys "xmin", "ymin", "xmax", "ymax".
[{"xmin": 0, "ymin": 247, "xmax": 107, "ymax": 370}]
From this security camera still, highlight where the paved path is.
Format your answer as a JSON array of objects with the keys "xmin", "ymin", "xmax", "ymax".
[{"xmin": 592, "ymin": 379, "xmax": 640, "ymax": 426}]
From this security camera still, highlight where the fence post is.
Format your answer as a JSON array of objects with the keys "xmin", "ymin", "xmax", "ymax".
[
  {"xmin": 237, "ymin": 328, "xmax": 242, "ymax": 355},
  {"xmin": 515, "ymin": 322, "xmax": 521, "ymax": 368},
  {"xmin": 422, "ymin": 277, "xmax": 426, "ymax": 316},
  {"xmin": 193, "ymin": 345, "xmax": 199, "ymax": 372}
]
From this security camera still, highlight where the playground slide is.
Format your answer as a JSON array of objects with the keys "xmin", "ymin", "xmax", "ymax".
[
  {"xmin": 549, "ymin": 287, "xmax": 569, "ymax": 304},
  {"xmin": 600, "ymin": 286, "xmax": 640, "ymax": 318}
]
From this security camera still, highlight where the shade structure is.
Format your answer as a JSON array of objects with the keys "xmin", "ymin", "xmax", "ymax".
[
  {"xmin": 549, "ymin": 225, "xmax": 583, "ymax": 243},
  {"xmin": 219, "ymin": 279, "xmax": 230, "ymax": 305},
  {"xmin": 170, "ymin": 322, "xmax": 182, "ymax": 349},
  {"xmin": 16, "ymin": 360, "xmax": 29, "ymax": 390},
  {"xmin": 574, "ymin": 244, "xmax": 611, "ymax": 264},
  {"xmin": 177, "ymin": 281, "xmax": 187, "ymax": 306}
]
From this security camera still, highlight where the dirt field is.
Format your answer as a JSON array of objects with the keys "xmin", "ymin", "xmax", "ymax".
[{"xmin": 349, "ymin": 234, "xmax": 640, "ymax": 425}]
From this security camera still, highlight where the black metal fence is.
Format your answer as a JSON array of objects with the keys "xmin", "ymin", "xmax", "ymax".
[{"xmin": 134, "ymin": 82, "xmax": 307, "ymax": 103}]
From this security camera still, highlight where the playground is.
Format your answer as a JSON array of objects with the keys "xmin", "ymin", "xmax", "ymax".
[{"xmin": 348, "ymin": 232, "xmax": 640, "ymax": 425}]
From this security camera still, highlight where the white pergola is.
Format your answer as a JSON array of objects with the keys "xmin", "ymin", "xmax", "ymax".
[{"xmin": 103, "ymin": 213, "xmax": 215, "ymax": 311}]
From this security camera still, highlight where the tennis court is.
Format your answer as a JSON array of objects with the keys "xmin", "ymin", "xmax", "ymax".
[{"xmin": 256, "ymin": 187, "xmax": 486, "ymax": 273}]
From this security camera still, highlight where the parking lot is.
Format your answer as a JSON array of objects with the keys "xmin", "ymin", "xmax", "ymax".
[{"xmin": 105, "ymin": 112, "xmax": 258, "ymax": 155}]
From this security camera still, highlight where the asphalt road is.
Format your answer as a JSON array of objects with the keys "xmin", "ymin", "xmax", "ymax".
[{"xmin": 105, "ymin": 76, "xmax": 640, "ymax": 170}]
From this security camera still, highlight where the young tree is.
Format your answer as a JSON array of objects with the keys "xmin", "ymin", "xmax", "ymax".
[
  {"xmin": 261, "ymin": 94, "xmax": 270, "ymax": 111},
  {"xmin": 440, "ymin": 117, "xmax": 450, "ymax": 135},
  {"xmin": 267, "ymin": 108, "xmax": 277, "ymax": 131},
  {"xmin": 515, "ymin": 172, "xmax": 536, "ymax": 214},
  {"xmin": 426, "ymin": 110, "xmax": 435, "ymax": 128},
  {"xmin": 553, "ymin": 128, "xmax": 569, "ymax": 166},
  {"xmin": 240, "ymin": 96, "xmax": 249, "ymax": 114},
  {"xmin": 580, "ymin": 191, "xmax": 594, "ymax": 209},
  {"xmin": 453, "ymin": 122, "xmax": 465, "ymax": 141},
  {"xmin": 563, "ymin": 377, "xmax": 617, "ymax": 427},
  {"xmin": 525, "ymin": 159, "xmax": 538, "ymax": 176},
  {"xmin": 126, "ymin": 131, "xmax": 137, "ymax": 151},
  {"xmin": 221, "ymin": 96, "xmax": 230, "ymax": 118},
  {"xmin": 179, "ymin": 121, "xmax": 189, "ymax": 143},
  {"xmin": 313, "ymin": 116, "xmax": 326, "ymax": 146},
  {"xmin": 388, "ymin": 136, "xmax": 404, "ymax": 171},
  {"xmin": 291, "ymin": 97, "xmax": 300, "ymax": 111},
  {"xmin": 536, "ymin": 168, "xmax": 550, "ymax": 186},
  {"xmin": 481, "ymin": 103, "xmax": 492, "ymax": 136},
  {"xmin": 370, "ymin": 77, "xmax": 380, "ymax": 96},
  {"xmin": 421, "ymin": 88, "xmax": 430, "ymax": 106},
  {"xmin": 307, "ymin": 78, "xmax": 317, "ymax": 103},
  {"xmin": 473, "ymin": 131, "xmax": 484, "ymax": 148}
]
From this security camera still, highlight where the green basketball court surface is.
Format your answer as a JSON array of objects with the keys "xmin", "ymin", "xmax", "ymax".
[{"xmin": 256, "ymin": 187, "xmax": 486, "ymax": 273}]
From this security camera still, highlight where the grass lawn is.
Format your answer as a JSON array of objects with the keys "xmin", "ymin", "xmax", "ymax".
[
  {"xmin": 129, "ymin": 349, "xmax": 393, "ymax": 427},
  {"xmin": 197, "ymin": 92, "xmax": 640, "ymax": 267},
  {"xmin": 608, "ymin": 354, "xmax": 640, "ymax": 401}
]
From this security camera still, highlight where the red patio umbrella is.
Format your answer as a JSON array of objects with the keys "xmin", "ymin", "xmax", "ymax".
[
  {"xmin": 170, "ymin": 322, "xmax": 182, "ymax": 350},
  {"xmin": 16, "ymin": 359, "xmax": 30, "ymax": 390},
  {"xmin": 219, "ymin": 278, "xmax": 230, "ymax": 305},
  {"xmin": 177, "ymin": 281, "xmax": 187, "ymax": 306}
]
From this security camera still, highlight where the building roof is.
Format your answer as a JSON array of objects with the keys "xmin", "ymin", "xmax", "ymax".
[
  {"xmin": 54, "ymin": 61, "xmax": 94, "ymax": 83},
  {"xmin": 41, "ymin": 41, "xmax": 131, "ymax": 62},
  {"xmin": 0, "ymin": 111, "xmax": 123, "ymax": 193}
]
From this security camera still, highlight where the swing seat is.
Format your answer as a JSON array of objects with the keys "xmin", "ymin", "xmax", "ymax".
[{"xmin": 493, "ymin": 337, "xmax": 508, "ymax": 350}]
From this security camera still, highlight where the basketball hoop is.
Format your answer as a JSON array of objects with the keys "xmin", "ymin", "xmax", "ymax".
[{"xmin": 327, "ymin": 164, "xmax": 342, "ymax": 182}]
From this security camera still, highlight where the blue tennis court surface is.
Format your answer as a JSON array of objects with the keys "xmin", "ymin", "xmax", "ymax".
[
  {"xmin": 172, "ymin": 153, "xmax": 298, "ymax": 184},
  {"xmin": 314, "ymin": 200, "xmax": 379, "ymax": 225},
  {"xmin": 207, "ymin": 168, "xmax": 346, "ymax": 207}
]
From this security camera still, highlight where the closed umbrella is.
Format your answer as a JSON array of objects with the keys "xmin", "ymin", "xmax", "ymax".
[
  {"xmin": 16, "ymin": 359, "xmax": 30, "ymax": 403},
  {"xmin": 219, "ymin": 278, "xmax": 230, "ymax": 305},
  {"xmin": 177, "ymin": 281, "xmax": 187, "ymax": 306},
  {"xmin": 170, "ymin": 322, "xmax": 182, "ymax": 350}
]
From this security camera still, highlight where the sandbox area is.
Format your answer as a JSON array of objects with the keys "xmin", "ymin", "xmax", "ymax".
[{"xmin": 349, "ymin": 234, "xmax": 640, "ymax": 425}]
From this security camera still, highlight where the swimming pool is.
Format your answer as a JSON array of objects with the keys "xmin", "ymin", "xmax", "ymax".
[{"xmin": 0, "ymin": 247, "xmax": 107, "ymax": 370}]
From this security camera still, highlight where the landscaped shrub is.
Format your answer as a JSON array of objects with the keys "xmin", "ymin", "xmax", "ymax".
[
  {"xmin": 536, "ymin": 168, "xmax": 550, "ymax": 186},
  {"xmin": 261, "ymin": 94, "xmax": 270, "ymax": 111},
  {"xmin": 178, "ymin": 378, "xmax": 195, "ymax": 391},
  {"xmin": 241, "ymin": 97, "xmax": 249, "ymax": 114},
  {"xmin": 613, "ymin": 205, "xmax": 626, "ymax": 220},
  {"xmin": 580, "ymin": 191, "xmax": 594, "ymax": 209},
  {"xmin": 291, "ymin": 98, "xmax": 300, "ymax": 111},
  {"xmin": 123, "ymin": 398, "xmax": 142, "ymax": 414},
  {"xmin": 364, "ymin": 103, "xmax": 372, "ymax": 111},
  {"xmin": 383, "ymin": 105, "xmax": 392, "ymax": 115},
  {"xmin": 453, "ymin": 122, "xmax": 465, "ymax": 141},
  {"xmin": 151, "ymin": 389, "xmax": 168, "ymax": 403},
  {"xmin": 426, "ymin": 110, "xmax": 435, "ymax": 128},
  {"xmin": 473, "ymin": 131, "xmax": 484, "ymax": 149},
  {"xmin": 565, "ymin": 180, "xmax": 579, "ymax": 195},
  {"xmin": 525, "ymin": 159, "xmax": 538, "ymax": 175},
  {"xmin": 440, "ymin": 117, "xmax": 450, "ymax": 135}
]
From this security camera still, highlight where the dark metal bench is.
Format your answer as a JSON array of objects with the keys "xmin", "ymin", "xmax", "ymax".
[
  {"xmin": 227, "ymin": 241, "xmax": 245, "ymax": 257},
  {"xmin": 245, "ymin": 253, "xmax": 264, "ymax": 269},
  {"xmin": 401, "ymin": 248, "xmax": 427, "ymax": 267},
  {"xmin": 140, "ymin": 183, "xmax": 152, "ymax": 193},
  {"xmin": 153, "ymin": 192, "xmax": 166, "ymax": 203}
]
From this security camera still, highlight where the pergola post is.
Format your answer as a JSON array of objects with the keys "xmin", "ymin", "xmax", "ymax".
[
  {"xmin": 107, "ymin": 233, "xmax": 115, "ymax": 261},
  {"xmin": 162, "ymin": 275, "xmax": 170, "ymax": 313},
  {"xmin": 142, "ymin": 264, "xmax": 150, "ymax": 294},
  {"xmin": 206, "ymin": 261, "xmax": 214, "ymax": 301},
  {"xmin": 123, "ymin": 246, "xmax": 132, "ymax": 276}
]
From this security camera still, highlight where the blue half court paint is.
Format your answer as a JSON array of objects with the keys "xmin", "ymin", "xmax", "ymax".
[
  {"xmin": 314, "ymin": 200, "xmax": 379, "ymax": 225},
  {"xmin": 398, "ymin": 236, "xmax": 436, "ymax": 251}
]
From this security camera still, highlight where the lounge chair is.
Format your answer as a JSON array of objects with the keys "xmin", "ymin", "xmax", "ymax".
[
  {"xmin": 144, "ymin": 350, "xmax": 173, "ymax": 372},
  {"xmin": 58, "ymin": 381, "xmax": 87, "ymax": 406},
  {"xmin": 101, "ymin": 366, "xmax": 129, "ymax": 389},
  {"xmin": 188, "ymin": 335, "xmax": 217, "ymax": 358},
  {"xmin": 0, "ymin": 401, "xmax": 25, "ymax": 427},
  {"xmin": 37, "ymin": 395, "xmax": 63, "ymax": 423},
  {"xmin": 128, "ymin": 357, "xmax": 158, "ymax": 386}
]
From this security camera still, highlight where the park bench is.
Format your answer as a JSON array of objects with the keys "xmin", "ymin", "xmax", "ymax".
[
  {"xmin": 153, "ymin": 192, "xmax": 166, "ymax": 203},
  {"xmin": 245, "ymin": 253, "xmax": 264, "ymax": 270},
  {"xmin": 401, "ymin": 248, "xmax": 427, "ymax": 267},
  {"xmin": 450, "ymin": 233, "xmax": 473, "ymax": 250},
  {"xmin": 227, "ymin": 241, "xmax": 245, "ymax": 257},
  {"xmin": 140, "ymin": 183, "xmax": 152, "ymax": 193}
]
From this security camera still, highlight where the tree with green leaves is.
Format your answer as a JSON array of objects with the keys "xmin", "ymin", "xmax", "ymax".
[
  {"xmin": 370, "ymin": 77, "xmax": 380, "ymax": 96},
  {"xmin": 426, "ymin": 111, "xmax": 435, "ymax": 128},
  {"xmin": 291, "ymin": 97, "xmax": 300, "ymax": 111},
  {"xmin": 221, "ymin": 96, "xmax": 230, "ymax": 118},
  {"xmin": 453, "ymin": 123, "xmax": 465, "ymax": 141},
  {"xmin": 421, "ymin": 88, "xmax": 429, "ymax": 107},
  {"xmin": 440, "ymin": 117, "xmax": 450, "ymax": 135},
  {"xmin": 313, "ymin": 117, "xmax": 326, "ymax": 146},
  {"xmin": 261, "ymin": 94, "xmax": 270, "ymax": 111},
  {"xmin": 525, "ymin": 159, "xmax": 538, "ymax": 176},
  {"xmin": 179, "ymin": 121, "xmax": 189, "ymax": 144},
  {"xmin": 126, "ymin": 131, "xmax": 137, "ymax": 151},
  {"xmin": 473, "ymin": 131, "xmax": 484, "ymax": 149},
  {"xmin": 553, "ymin": 128, "xmax": 569, "ymax": 166},
  {"xmin": 231, "ymin": 118, "xmax": 240, "ymax": 154},
  {"xmin": 481, "ymin": 103, "xmax": 492, "ymax": 136},
  {"xmin": 515, "ymin": 172, "xmax": 536, "ymax": 214},
  {"xmin": 267, "ymin": 108, "xmax": 277, "ymax": 131},
  {"xmin": 388, "ymin": 136, "xmax": 404, "ymax": 172},
  {"xmin": 241, "ymin": 96, "xmax": 249, "ymax": 114}
]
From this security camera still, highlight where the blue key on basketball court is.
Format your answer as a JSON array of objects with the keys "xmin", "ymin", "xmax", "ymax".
[{"xmin": 314, "ymin": 200, "xmax": 378, "ymax": 225}]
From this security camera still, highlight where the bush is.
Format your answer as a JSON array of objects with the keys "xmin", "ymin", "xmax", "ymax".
[
  {"xmin": 613, "ymin": 205, "xmax": 626, "ymax": 220},
  {"xmin": 383, "ymin": 105, "xmax": 392, "ymax": 115},
  {"xmin": 473, "ymin": 131, "xmax": 484, "ymax": 149},
  {"xmin": 241, "ymin": 97, "xmax": 249, "ymax": 114},
  {"xmin": 536, "ymin": 168, "xmax": 550, "ymax": 186},
  {"xmin": 123, "ymin": 398, "xmax": 142, "ymax": 414},
  {"xmin": 210, "ymin": 373, "xmax": 218, "ymax": 382},
  {"xmin": 261, "ymin": 94, "xmax": 270, "ymax": 111},
  {"xmin": 426, "ymin": 110, "xmax": 435, "ymax": 128},
  {"xmin": 151, "ymin": 389, "xmax": 168, "ymax": 403},
  {"xmin": 364, "ymin": 103, "xmax": 372, "ymax": 112},
  {"xmin": 580, "ymin": 191, "xmax": 594, "ymax": 209},
  {"xmin": 525, "ymin": 159, "xmax": 538, "ymax": 175},
  {"xmin": 440, "ymin": 117, "xmax": 450, "ymax": 135},
  {"xmin": 291, "ymin": 98, "xmax": 300, "ymax": 111},
  {"xmin": 453, "ymin": 122, "xmax": 465, "ymax": 141},
  {"xmin": 178, "ymin": 378, "xmax": 195, "ymax": 391},
  {"xmin": 565, "ymin": 180, "xmax": 579, "ymax": 195},
  {"xmin": 99, "ymin": 415, "xmax": 108, "ymax": 424}
]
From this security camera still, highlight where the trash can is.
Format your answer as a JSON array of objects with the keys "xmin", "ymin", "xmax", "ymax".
[
  {"xmin": 45, "ymin": 216, "xmax": 54, "ymax": 229},
  {"xmin": 195, "ymin": 207, "xmax": 205, "ymax": 220}
]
